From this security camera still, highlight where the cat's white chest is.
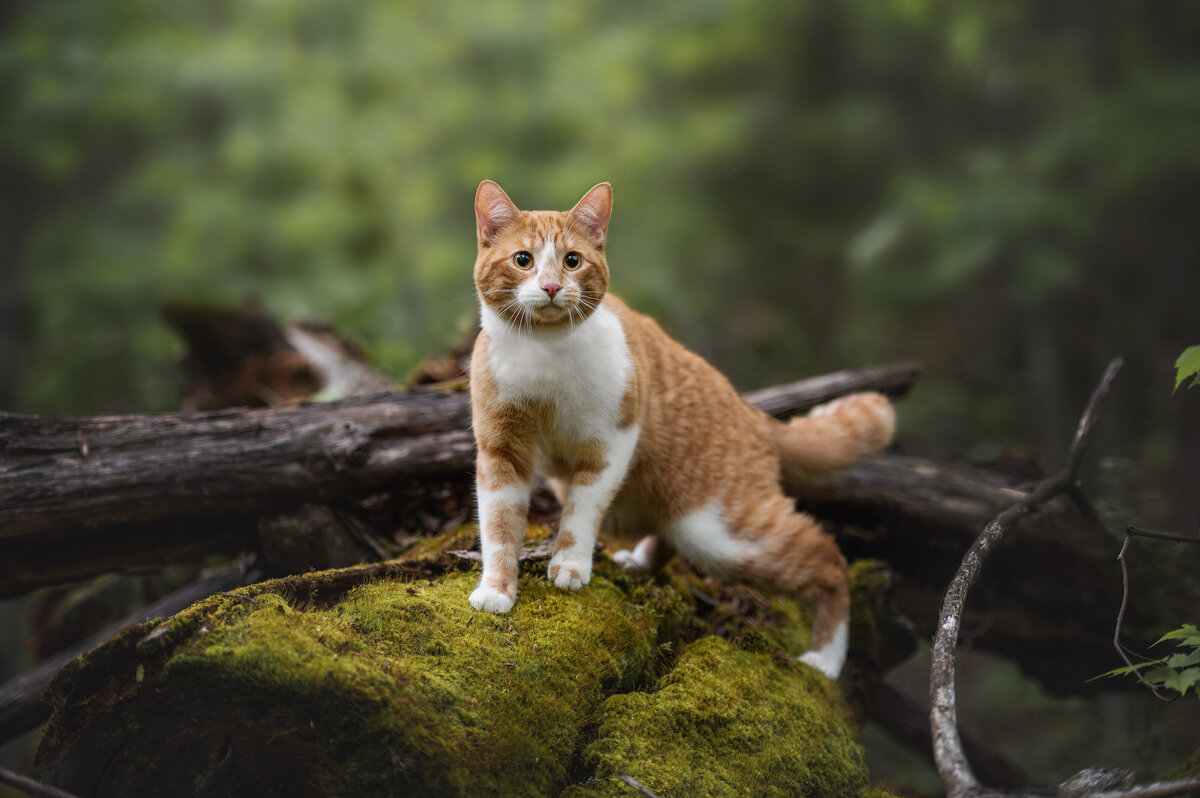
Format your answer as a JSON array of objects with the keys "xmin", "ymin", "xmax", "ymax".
[{"xmin": 480, "ymin": 304, "xmax": 630, "ymax": 440}]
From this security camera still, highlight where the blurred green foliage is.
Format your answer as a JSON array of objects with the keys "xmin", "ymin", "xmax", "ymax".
[
  {"xmin": 3, "ymin": 0, "xmax": 1198, "ymax": 492},
  {"xmin": 3, "ymin": 3, "xmax": 1200, "ymax": 788}
]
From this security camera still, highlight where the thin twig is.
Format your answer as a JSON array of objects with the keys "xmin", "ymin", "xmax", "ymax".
[
  {"xmin": 1125, "ymin": 525, "xmax": 1200, "ymax": 544},
  {"xmin": 1111, "ymin": 519, "xmax": 1199, "ymax": 700},
  {"xmin": 1112, "ymin": 536, "xmax": 1175, "ymax": 702},
  {"xmin": 617, "ymin": 772, "xmax": 660, "ymax": 798},
  {"xmin": 219, "ymin": 591, "xmax": 261, "ymax": 607},
  {"xmin": 0, "ymin": 767, "xmax": 84, "ymax": 798}
]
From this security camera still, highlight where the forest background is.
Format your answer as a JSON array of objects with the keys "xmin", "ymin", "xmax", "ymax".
[{"xmin": 1, "ymin": 0, "xmax": 1198, "ymax": 794}]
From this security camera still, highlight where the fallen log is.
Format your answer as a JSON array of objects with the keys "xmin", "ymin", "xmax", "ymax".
[{"xmin": 0, "ymin": 362, "xmax": 921, "ymax": 596}]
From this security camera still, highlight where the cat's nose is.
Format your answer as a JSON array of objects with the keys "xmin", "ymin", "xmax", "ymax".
[{"xmin": 541, "ymin": 282, "xmax": 561, "ymax": 300}]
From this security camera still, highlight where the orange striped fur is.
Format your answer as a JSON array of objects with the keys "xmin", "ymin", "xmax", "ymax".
[{"xmin": 468, "ymin": 180, "xmax": 895, "ymax": 678}]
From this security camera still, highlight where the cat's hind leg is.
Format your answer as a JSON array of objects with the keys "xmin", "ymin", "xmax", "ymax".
[
  {"xmin": 754, "ymin": 509, "xmax": 850, "ymax": 679},
  {"xmin": 680, "ymin": 498, "xmax": 850, "ymax": 679},
  {"xmin": 613, "ymin": 534, "xmax": 676, "ymax": 574}
]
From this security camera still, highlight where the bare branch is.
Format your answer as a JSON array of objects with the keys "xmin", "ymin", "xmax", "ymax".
[
  {"xmin": 1086, "ymin": 777, "xmax": 1200, "ymax": 798},
  {"xmin": 1112, "ymin": 536, "xmax": 1175, "ymax": 703},
  {"xmin": 924, "ymin": 357, "xmax": 1200, "ymax": 798},
  {"xmin": 1111, "ymin": 516, "xmax": 1199, "ymax": 701},
  {"xmin": 0, "ymin": 767, "xmax": 83, "ymax": 798},
  {"xmin": 618, "ymin": 772, "xmax": 661, "ymax": 798},
  {"xmin": 1125, "ymin": 525, "xmax": 1200, "ymax": 544}
]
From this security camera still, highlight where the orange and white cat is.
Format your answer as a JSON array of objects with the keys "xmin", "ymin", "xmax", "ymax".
[{"xmin": 468, "ymin": 180, "xmax": 895, "ymax": 679}]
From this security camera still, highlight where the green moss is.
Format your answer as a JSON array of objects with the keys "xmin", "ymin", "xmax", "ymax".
[
  {"xmin": 41, "ymin": 553, "xmax": 896, "ymax": 796},
  {"xmin": 158, "ymin": 571, "xmax": 677, "ymax": 795},
  {"xmin": 567, "ymin": 635, "xmax": 871, "ymax": 797},
  {"xmin": 848, "ymin": 559, "xmax": 891, "ymax": 665}
]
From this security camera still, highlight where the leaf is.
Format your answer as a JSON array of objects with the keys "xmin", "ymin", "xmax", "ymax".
[
  {"xmin": 1142, "ymin": 666, "xmax": 1177, "ymax": 686},
  {"xmin": 1092, "ymin": 657, "xmax": 1167, "ymax": 680},
  {"xmin": 1175, "ymin": 346, "xmax": 1200, "ymax": 392},
  {"xmin": 1158, "ymin": 667, "xmax": 1200, "ymax": 696},
  {"xmin": 1165, "ymin": 648, "xmax": 1200, "ymax": 669},
  {"xmin": 1155, "ymin": 624, "xmax": 1200, "ymax": 647}
]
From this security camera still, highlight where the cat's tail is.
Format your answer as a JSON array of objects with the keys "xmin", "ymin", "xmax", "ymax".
[{"xmin": 773, "ymin": 392, "xmax": 895, "ymax": 484}]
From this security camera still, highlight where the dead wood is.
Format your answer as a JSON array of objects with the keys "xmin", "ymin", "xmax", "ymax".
[
  {"xmin": 928, "ymin": 358, "xmax": 1200, "ymax": 798},
  {"xmin": 0, "ymin": 362, "xmax": 919, "ymax": 596}
]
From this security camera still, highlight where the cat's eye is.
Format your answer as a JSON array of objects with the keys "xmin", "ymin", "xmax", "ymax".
[
  {"xmin": 563, "ymin": 252, "xmax": 581, "ymax": 270},
  {"xmin": 513, "ymin": 251, "xmax": 533, "ymax": 269}
]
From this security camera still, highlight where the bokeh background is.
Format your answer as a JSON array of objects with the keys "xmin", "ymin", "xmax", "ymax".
[{"xmin": 2, "ymin": 0, "xmax": 1198, "ymax": 793}]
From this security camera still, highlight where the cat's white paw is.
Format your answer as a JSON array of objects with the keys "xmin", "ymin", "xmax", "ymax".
[
  {"xmin": 547, "ymin": 551, "xmax": 592, "ymax": 590},
  {"xmin": 469, "ymin": 584, "xmax": 515, "ymax": 614},
  {"xmin": 797, "ymin": 650, "xmax": 840, "ymax": 680},
  {"xmin": 796, "ymin": 621, "xmax": 848, "ymax": 680},
  {"xmin": 613, "ymin": 548, "xmax": 650, "ymax": 574}
]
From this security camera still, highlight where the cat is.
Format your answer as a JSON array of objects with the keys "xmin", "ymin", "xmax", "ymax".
[{"xmin": 467, "ymin": 180, "xmax": 895, "ymax": 679}]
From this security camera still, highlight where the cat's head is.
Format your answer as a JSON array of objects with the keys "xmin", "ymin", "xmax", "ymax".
[{"xmin": 473, "ymin": 180, "xmax": 611, "ymax": 333}]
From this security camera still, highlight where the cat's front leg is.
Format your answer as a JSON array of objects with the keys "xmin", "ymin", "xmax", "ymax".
[
  {"xmin": 470, "ymin": 447, "xmax": 534, "ymax": 614},
  {"xmin": 548, "ymin": 428, "xmax": 639, "ymax": 590}
]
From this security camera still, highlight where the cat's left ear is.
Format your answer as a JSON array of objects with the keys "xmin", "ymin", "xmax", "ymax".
[{"xmin": 568, "ymin": 183, "xmax": 612, "ymax": 247}]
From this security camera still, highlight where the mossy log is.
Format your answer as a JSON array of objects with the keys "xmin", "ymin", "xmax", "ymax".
[{"xmin": 35, "ymin": 546, "xmax": 896, "ymax": 797}]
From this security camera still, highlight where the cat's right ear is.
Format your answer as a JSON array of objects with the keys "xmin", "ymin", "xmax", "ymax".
[{"xmin": 475, "ymin": 180, "xmax": 520, "ymax": 247}]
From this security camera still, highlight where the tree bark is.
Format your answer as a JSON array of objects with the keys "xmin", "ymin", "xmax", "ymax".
[{"xmin": 0, "ymin": 362, "xmax": 920, "ymax": 596}]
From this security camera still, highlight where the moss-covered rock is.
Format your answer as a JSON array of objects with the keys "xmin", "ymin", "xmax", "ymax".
[
  {"xmin": 567, "ymin": 636, "xmax": 871, "ymax": 797},
  {"xmin": 37, "ymin": 550, "xmax": 896, "ymax": 796}
]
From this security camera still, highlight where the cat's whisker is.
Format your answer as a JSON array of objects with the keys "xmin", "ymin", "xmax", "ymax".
[{"xmin": 495, "ymin": 297, "xmax": 527, "ymax": 338}]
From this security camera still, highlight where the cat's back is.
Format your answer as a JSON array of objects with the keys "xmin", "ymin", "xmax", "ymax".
[
  {"xmin": 605, "ymin": 294, "xmax": 774, "ymax": 448},
  {"xmin": 604, "ymin": 295, "xmax": 765, "ymax": 423}
]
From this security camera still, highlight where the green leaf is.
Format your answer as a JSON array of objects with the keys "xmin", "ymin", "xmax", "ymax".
[
  {"xmin": 1092, "ymin": 657, "xmax": 1167, "ymax": 680},
  {"xmin": 1165, "ymin": 648, "xmax": 1200, "ymax": 669},
  {"xmin": 1156, "ymin": 624, "xmax": 1200, "ymax": 647},
  {"xmin": 1175, "ymin": 346, "xmax": 1200, "ymax": 392},
  {"xmin": 1142, "ymin": 666, "xmax": 1177, "ymax": 686},
  {"xmin": 1158, "ymin": 667, "xmax": 1200, "ymax": 696}
]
